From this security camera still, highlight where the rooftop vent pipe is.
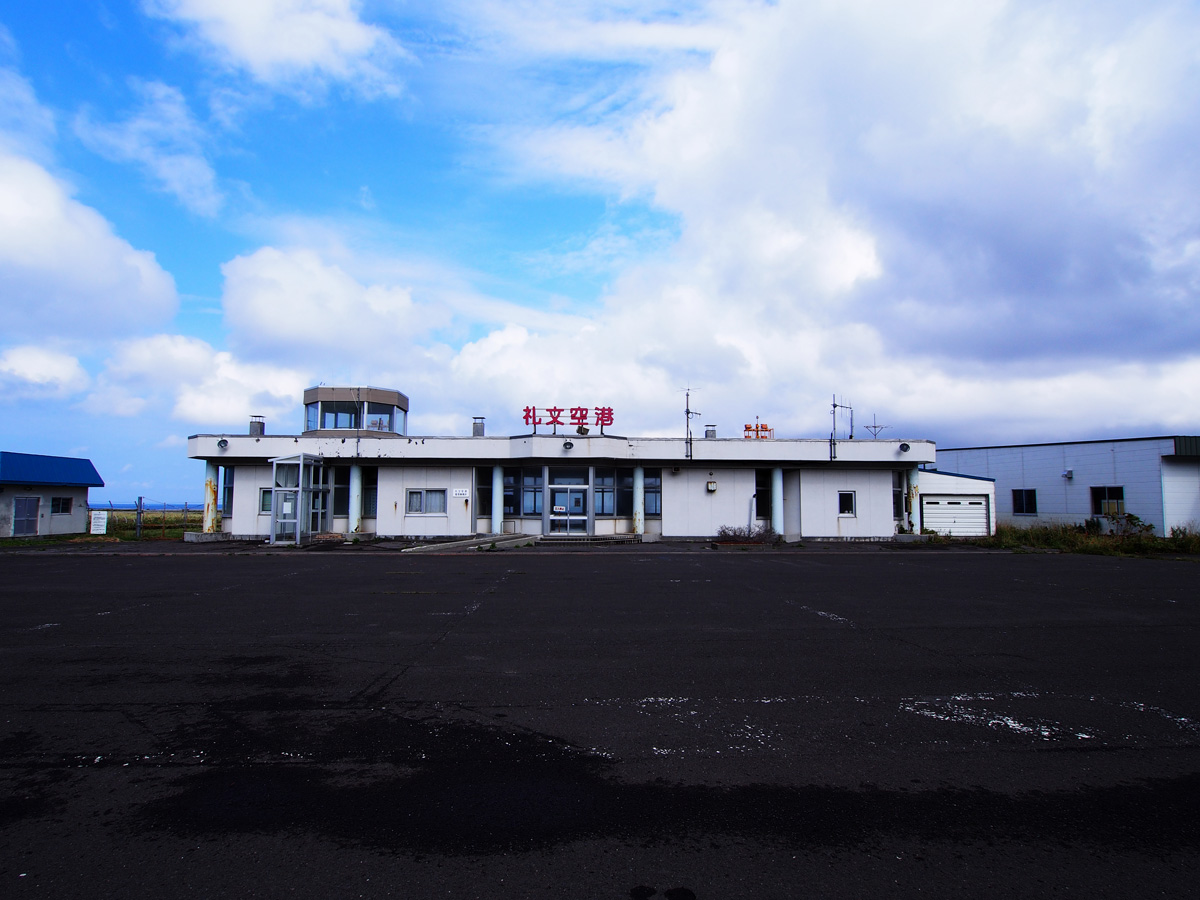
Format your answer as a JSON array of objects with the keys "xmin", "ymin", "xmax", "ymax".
[
  {"xmin": 249, "ymin": 416, "xmax": 265, "ymax": 436},
  {"xmin": 472, "ymin": 416, "xmax": 486, "ymax": 437},
  {"xmin": 704, "ymin": 425, "xmax": 717, "ymax": 439}
]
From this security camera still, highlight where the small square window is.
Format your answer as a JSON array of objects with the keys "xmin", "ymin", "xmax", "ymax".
[
  {"xmin": 51, "ymin": 497, "xmax": 72, "ymax": 515},
  {"xmin": 259, "ymin": 488, "xmax": 273, "ymax": 514},
  {"xmin": 1012, "ymin": 489, "xmax": 1037, "ymax": 515},
  {"xmin": 838, "ymin": 491, "xmax": 856, "ymax": 516}
]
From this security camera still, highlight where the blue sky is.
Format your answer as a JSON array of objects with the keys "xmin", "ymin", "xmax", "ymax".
[{"xmin": 2, "ymin": 1, "xmax": 1199, "ymax": 503}]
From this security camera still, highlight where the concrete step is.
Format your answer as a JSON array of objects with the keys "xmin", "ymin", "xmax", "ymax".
[{"xmin": 536, "ymin": 534, "xmax": 643, "ymax": 544}]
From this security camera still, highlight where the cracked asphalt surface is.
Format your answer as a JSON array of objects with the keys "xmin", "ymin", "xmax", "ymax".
[{"xmin": 1, "ymin": 548, "xmax": 1197, "ymax": 898}]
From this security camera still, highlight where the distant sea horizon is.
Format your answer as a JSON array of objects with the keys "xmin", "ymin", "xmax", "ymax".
[{"xmin": 90, "ymin": 502, "xmax": 207, "ymax": 511}]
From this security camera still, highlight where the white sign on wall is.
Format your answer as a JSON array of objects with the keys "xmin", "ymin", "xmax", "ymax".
[
  {"xmin": 89, "ymin": 510, "xmax": 109, "ymax": 535},
  {"xmin": 452, "ymin": 488, "xmax": 470, "ymax": 498}
]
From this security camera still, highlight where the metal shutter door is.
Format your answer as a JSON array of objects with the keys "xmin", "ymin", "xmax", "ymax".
[{"xmin": 921, "ymin": 495, "xmax": 989, "ymax": 536}]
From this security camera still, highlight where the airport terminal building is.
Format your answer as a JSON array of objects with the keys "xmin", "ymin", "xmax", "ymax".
[{"xmin": 188, "ymin": 386, "xmax": 988, "ymax": 543}]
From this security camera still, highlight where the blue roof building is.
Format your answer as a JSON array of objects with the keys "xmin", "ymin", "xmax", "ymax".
[
  {"xmin": 1, "ymin": 452, "xmax": 104, "ymax": 538},
  {"xmin": 0, "ymin": 452, "xmax": 105, "ymax": 487}
]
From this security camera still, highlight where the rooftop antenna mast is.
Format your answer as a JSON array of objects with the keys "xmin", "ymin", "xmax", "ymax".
[
  {"xmin": 863, "ymin": 414, "xmax": 889, "ymax": 439},
  {"xmin": 831, "ymin": 394, "xmax": 854, "ymax": 441},
  {"xmin": 683, "ymin": 387, "xmax": 702, "ymax": 460}
]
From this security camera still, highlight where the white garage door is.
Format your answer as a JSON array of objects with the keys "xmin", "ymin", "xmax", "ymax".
[{"xmin": 921, "ymin": 495, "xmax": 990, "ymax": 536}]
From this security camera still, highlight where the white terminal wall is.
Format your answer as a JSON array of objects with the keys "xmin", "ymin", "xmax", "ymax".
[
  {"xmin": 661, "ymin": 468, "xmax": 756, "ymax": 536},
  {"xmin": 227, "ymin": 465, "xmax": 273, "ymax": 536},
  {"xmin": 799, "ymin": 469, "xmax": 895, "ymax": 538},
  {"xmin": 375, "ymin": 466, "xmax": 474, "ymax": 537}
]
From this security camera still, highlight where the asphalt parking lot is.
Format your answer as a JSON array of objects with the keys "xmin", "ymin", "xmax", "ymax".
[{"xmin": 1, "ymin": 546, "xmax": 1198, "ymax": 898}]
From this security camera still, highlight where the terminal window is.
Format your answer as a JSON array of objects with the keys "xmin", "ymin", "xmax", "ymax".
[{"xmin": 407, "ymin": 489, "xmax": 447, "ymax": 514}]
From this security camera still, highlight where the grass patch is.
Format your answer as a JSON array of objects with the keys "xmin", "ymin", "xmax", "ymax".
[
  {"xmin": 0, "ymin": 509, "xmax": 209, "ymax": 545},
  {"xmin": 103, "ymin": 508, "xmax": 204, "ymax": 541},
  {"xmin": 970, "ymin": 521, "xmax": 1200, "ymax": 557}
]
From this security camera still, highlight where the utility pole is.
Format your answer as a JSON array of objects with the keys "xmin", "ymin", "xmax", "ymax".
[{"xmin": 684, "ymin": 387, "xmax": 702, "ymax": 460}]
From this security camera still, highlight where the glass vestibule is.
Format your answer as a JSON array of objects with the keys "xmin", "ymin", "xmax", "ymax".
[{"xmin": 269, "ymin": 454, "xmax": 328, "ymax": 544}]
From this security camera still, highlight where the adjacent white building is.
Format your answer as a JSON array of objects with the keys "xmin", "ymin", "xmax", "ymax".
[
  {"xmin": 911, "ymin": 469, "xmax": 997, "ymax": 537},
  {"xmin": 937, "ymin": 436, "xmax": 1200, "ymax": 535},
  {"xmin": 187, "ymin": 385, "xmax": 986, "ymax": 543}
]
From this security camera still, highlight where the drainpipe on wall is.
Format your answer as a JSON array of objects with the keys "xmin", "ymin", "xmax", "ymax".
[{"xmin": 203, "ymin": 461, "xmax": 218, "ymax": 533}]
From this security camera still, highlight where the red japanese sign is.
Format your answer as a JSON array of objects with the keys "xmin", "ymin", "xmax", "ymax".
[{"xmin": 523, "ymin": 406, "xmax": 614, "ymax": 431}]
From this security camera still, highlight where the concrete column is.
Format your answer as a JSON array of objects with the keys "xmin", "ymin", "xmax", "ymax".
[
  {"xmin": 203, "ymin": 461, "xmax": 219, "ymax": 533},
  {"xmin": 633, "ymin": 465, "xmax": 645, "ymax": 535},
  {"xmin": 771, "ymin": 466, "xmax": 784, "ymax": 535},
  {"xmin": 906, "ymin": 468, "xmax": 919, "ymax": 533},
  {"xmin": 491, "ymin": 465, "xmax": 504, "ymax": 534},
  {"xmin": 349, "ymin": 464, "xmax": 363, "ymax": 534}
]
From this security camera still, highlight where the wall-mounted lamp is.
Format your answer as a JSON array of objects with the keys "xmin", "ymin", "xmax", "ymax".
[
  {"xmin": 706, "ymin": 481, "xmax": 718, "ymax": 493},
  {"xmin": 1062, "ymin": 469, "xmax": 1074, "ymax": 479},
  {"xmin": 899, "ymin": 442, "xmax": 910, "ymax": 453},
  {"xmin": 216, "ymin": 439, "xmax": 228, "ymax": 449},
  {"xmin": 563, "ymin": 440, "xmax": 574, "ymax": 450}
]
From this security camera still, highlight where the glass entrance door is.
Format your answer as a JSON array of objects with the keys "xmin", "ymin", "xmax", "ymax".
[
  {"xmin": 273, "ymin": 487, "xmax": 298, "ymax": 542},
  {"xmin": 548, "ymin": 487, "xmax": 587, "ymax": 533}
]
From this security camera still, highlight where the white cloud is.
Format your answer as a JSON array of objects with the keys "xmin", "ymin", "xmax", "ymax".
[
  {"xmin": 0, "ymin": 154, "xmax": 178, "ymax": 340},
  {"xmin": 220, "ymin": 246, "xmax": 439, "ymax": 353},
  {"xmin": 452, "ymin": 0, "xmax": 727, "ymax": 61},
  {"xmin": 162, "ymin": 0, "xmax": 1183, "ymax": 444},
  {"xmin": 0, "ymin": 67, "xmax": 55, "ymax": 160},
  {"xmin": 215, "ymin": 240, "xmax": 591, "ymax": 372},
  {"xmin": 75, "ymin": 80, "xmax": 223, "ymax": 216},
  {"xmin": 87, "ymin": 334, "xmax": 310, "ymax": 426},
  {"xmin": 144, "ymin": 0, "xmax": 408, "ymax": 96},
  {"xmin": 49, "ymin": 1, "xmax": 1192, "ymax": 447},
  {"xmin": 0, "ymin": 346, "xmax": 89, "ymax": 397},
  {"xmin": 438, "ymin": 0, "xmax": 1200, "ymax": 438}
]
